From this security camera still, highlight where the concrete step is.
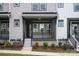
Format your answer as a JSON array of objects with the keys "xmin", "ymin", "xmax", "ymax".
[
  {"xmin": 24, "ymin": 38, "xmax": 31, "ymax": 47},
  {"xmin": 22, "ymin": 47, "xmax": 32, "ymax": 51}
]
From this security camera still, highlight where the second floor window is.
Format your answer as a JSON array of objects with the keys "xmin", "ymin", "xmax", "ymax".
[
  {"xmin": 58, "ymin": 3, "xmax": 64, "ymax": 8},
  {"xmin": 74, "ymin": 3, "xmax": 79, "ymax": 12},
  {"xmin": 32, "ymin": 3, "xmax": 47, "ymax": 11},
  {"xmin": 32, "ymin": 3, "xmax": 39, "ymax": 11},
  {"xmin": 40, "ymin": 4, "xmax": 47, "ymax": 11},
  {"xmin": 0, "ymin": 3, "xmax": 3, "ymax": 11}
]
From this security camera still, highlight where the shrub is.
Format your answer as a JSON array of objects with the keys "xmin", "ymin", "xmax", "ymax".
[
  {"xmin": 35, "ymin": 42, "xmax": 39, "ymax": 47},
  {"xmin": 4, "ymin": 41, "xmax": 12, "ymax": 48},
  {"xmin": 51, "ymin": 43, "xmax": 55, "ymax": 48},
  {"xmin": 58, "ymin": 42, "xmax": 62, "ymax": 47},
  {"xmin": 43, "ymin": 42, "xmax": 48, "ymax": 48},
  {"xmin": 67, "ymin": 44, "xmax": 74, "ymax": 50},
  {"xmin": 55, "ymin": 45, "xmax": 59, "ymax": 48},
  {"xmin": 12, "ymin": 42, "xmax": 23, "ymax": 48},
  {"xmin": 0, "ymin": 41, "xmax": 5, "ymax": 48},
  {"xmin": 63, "ymin": 44, "xmax": 74, "ymax": 50}
]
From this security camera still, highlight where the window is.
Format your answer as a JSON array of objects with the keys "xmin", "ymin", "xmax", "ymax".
[
  {"xmin": 74, "ymin": 3, "xmax": 79, "ymax": 12},
  {"xmin": 32, "ymin": 3, "xmax": 47, "ymax": 11},
  {"xmin": 34, "ymin": 24, "xmax": 37, "ymax": 28},
  {"xmin": 58, "ymin": 3, "xmax": 64, "ymax": 8},
  {"xmin": 58, "ymin": 20, "xmax": 64, "ymax": 27},
  {"xmin": 13, "ymin": 3, "xmax": 20, "ymax": 7},
  {"xmin": 40, "ymin": 3, "xmax": 47, "ymax": 11},
  {"xmin": 32, "ymin": 3, "xmax": 39, "ymax": 11},
  {"xmin": 33, "ymin": 23, "xmax": 52, "ymax": 38},
  {"xmin": 14, "ymin": 19, "xmax": 20, "ymax": 27},
  {"xmin": 0, "ymin": 3, "xmax": 3, "ymax": 11}
]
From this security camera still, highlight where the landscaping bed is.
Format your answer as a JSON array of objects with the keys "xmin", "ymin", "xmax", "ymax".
[
  {"xmin": 32, "ymin": 47, "xmax": 76, "ymax": 53},
  {"xmin": 32, "ymin": 42, "xmax": 76, "ymax": 53},
  {"xmin": 0, "ymin": 40, "xmax": 23, "ymax": 50}
]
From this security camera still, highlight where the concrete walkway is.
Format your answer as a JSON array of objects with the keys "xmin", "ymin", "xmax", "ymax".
[{"xmin": 0, "ymin": 50, "xmax": 79, "ymax": 56}]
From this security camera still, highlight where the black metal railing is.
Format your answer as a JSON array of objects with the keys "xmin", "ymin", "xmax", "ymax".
[
  {"xmin": 0, "ymin": 31, "xmax": 9, "ymax": 40},
  {"xmin": 70, "ymin": 34, "xmax": 77, "ymax": 48},
  {"xmin": 32, "ymin": 31, "xmax": 52, "ymax": 39}
]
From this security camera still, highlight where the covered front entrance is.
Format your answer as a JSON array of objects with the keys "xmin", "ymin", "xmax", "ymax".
[
  {"xmin": 0, "ymin": 19, "xmax": 9, "ymax": 40},
  {"xmin": 23, "ymin": 17, "xmax": 57, "ymax": 41},
  {"xmin": 22, "ymin": 12, "xmax": 57, "ymax": 47},
  {"xmin": 67, "ymin": 18, "xmax": 79, "ymax": 40},
  {"xmin": 23, "ymin": 21, "xmax": 54, "ymax": 39},
  {"xmin": 68, "ymin": 18, "xmax": 79, "ymax": 50},
  {"xmin": 70, "ymin": 21, "xmax": 79, "ymax": 41},
  {"xmin": 0, "ymin": 12, "xmax": 10, "ymax": 40}
]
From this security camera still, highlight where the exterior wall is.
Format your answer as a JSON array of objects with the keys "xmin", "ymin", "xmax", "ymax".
[
  {"xmin": 9, "ymin": 3, "xmax": 57, "ymax": 41},
  {"xmin": 57, "ymin": 3, "xmax": 79, "ymax": 40},
  {"xmin": 9, "ymin": 4, "xmax": 23, "ymax": 41},
  {"xmin": 21, "ymin": 3, "xmax": 57, "ymax": 12},
  {"xmin": 2, "ymin": 3, "xmax": 78, "ymax": 43},
  {"xmin": 0, "ymin": 3, "xmax": 9, "ymax": 12}
]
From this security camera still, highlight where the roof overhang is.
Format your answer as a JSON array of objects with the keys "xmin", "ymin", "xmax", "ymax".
[
  {"xmin": 22, "ymin": 12, "xmax": 57, "ymax": 18},
  {"xmin": 0, "ymin": 12, "xmax": 11, "ymax": 19}
]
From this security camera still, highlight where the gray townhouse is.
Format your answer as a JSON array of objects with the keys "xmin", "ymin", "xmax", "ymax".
[{"xmin": 0, "ymin": 3, "xmax": 79, "ymax": 51}]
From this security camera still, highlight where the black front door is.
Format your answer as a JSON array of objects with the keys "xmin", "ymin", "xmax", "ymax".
[{"xmin": 26, "ymin": 23, "xmax": 32, "ymax": 38}]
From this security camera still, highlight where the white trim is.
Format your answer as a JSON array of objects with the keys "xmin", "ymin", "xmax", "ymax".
[{"xmin": 22, "ymin": 14, "xmax": 57, "ymax": 18}]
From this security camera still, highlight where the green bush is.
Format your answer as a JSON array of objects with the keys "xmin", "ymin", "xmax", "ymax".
[
  {"xmin": 63, "ymin": 44, "xmax": 74, "ymax": 50},
  {"xmin": 43, "ymin": 42, "xmax": 48, "ymax": 48},
  {"xmin": 12, "ymin": 42, "xmax": 23, "ymax": 48},
  {"xmin": 51, "ymin": 43, "xmax": 55, "ymax": 48},
  {"xmin": 35, "ymin": 42, "xmax": 39, "ymax": 47},
  {"xmin": 4, "ymin": 41, "xmax": 12, "ymax": 48},
  {"xmin": 58, "ymin": 42, "xmax": 62, "ymax": 47}
]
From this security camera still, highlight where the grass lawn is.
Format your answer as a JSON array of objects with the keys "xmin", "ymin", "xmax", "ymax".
[
  {"xmin": 0, "ymin": 53, "xmax": 36, "ymax": 56},
  {"xmin": 32, "ymin": 49, "xmax": 78, "ymax": 53},
  {"xmin": 0, "ymin": 47, "xmax": 22, "ymax": 51}
]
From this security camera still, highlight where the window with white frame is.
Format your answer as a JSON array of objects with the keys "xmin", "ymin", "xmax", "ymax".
[
  {"xmin": 32, "ymin": 3, "xmax": 47, "ymax": 11},
  {"xmin": 14, "ymin": 19, "xmax": 20, "ymax": 27},
  {"xmin": 40, "ymin": 3, "xmax": 47, "ymax": 11},
  {"xmin": 58, "ymin": 20, "xmax": 64, "ymax": 27},
  {"xmin": 32, "ymin": 3, "xmax": 40, "ymax": 11},
  {"xmin": 0, "ymin": 3, "xmax": 3, "ymax": 11},
  {"xmin": 58, "ymin": 3, "xmax": 64, "ymax": 8},
  {"xmin": 74, "ymin": 3, "xmax": 79, "ymax": 12},
  {"xmin": 13, "ymin": 3, "xmax": 20, "ymax": 7}
]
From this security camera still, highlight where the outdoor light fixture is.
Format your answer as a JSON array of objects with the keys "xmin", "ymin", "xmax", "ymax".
[{"xmin": 38, "ymin": 18, "xmax": 41, "ymax": 20}]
